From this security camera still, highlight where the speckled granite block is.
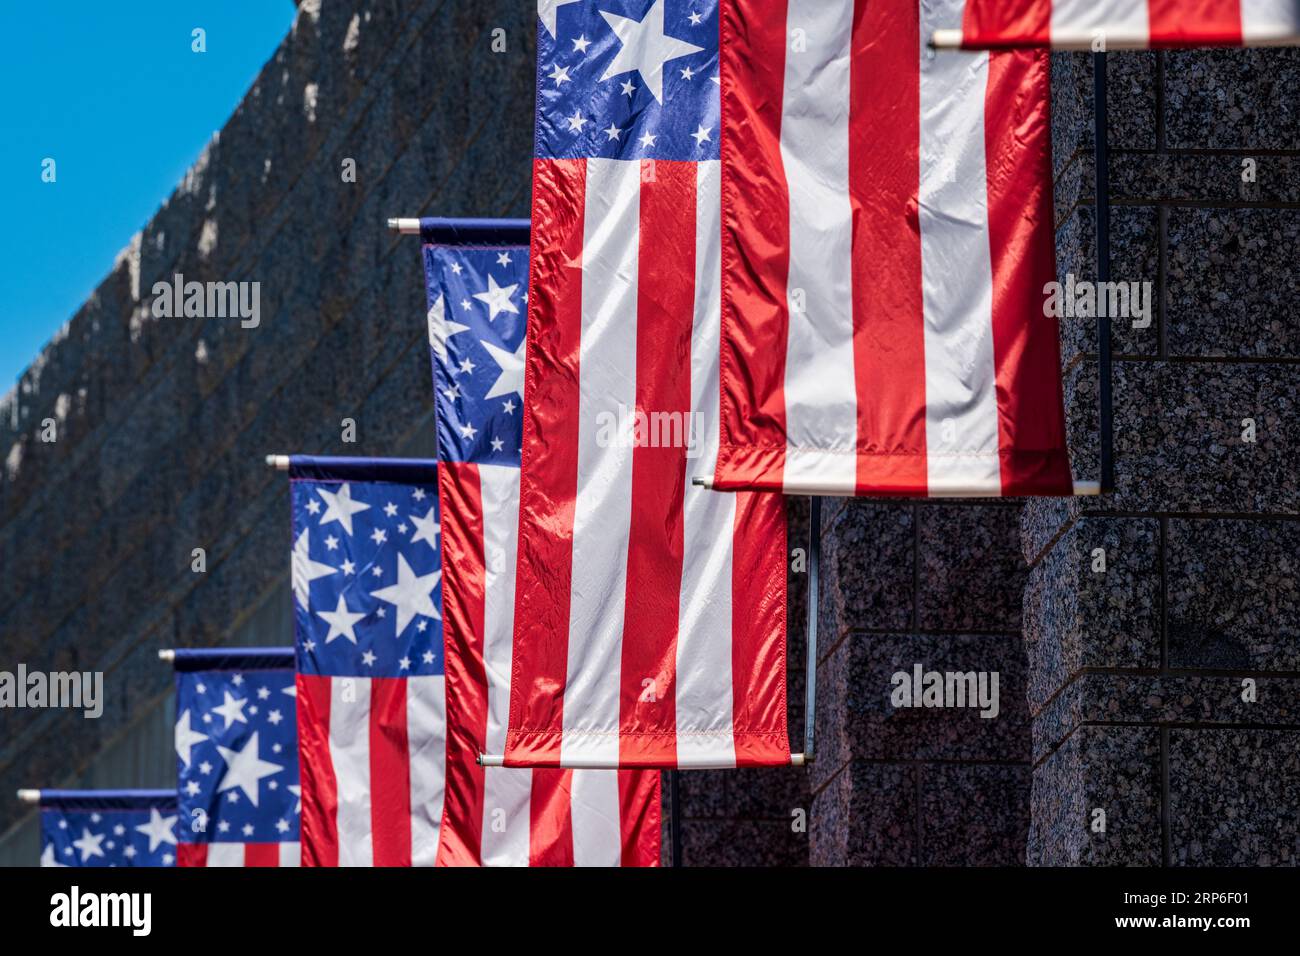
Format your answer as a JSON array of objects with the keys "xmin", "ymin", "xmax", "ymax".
[
  {"xmin": 1168, "ymin": 729, "xmax": 1300, "ymax": 866},
  {"xmin": 920, "ymin": 763, "xmax": 1031, "ymax": 866},
  {"xmin": 1112, "ymin": 153, "xmax": 1300, "ymax": 205},
  {"xmin": 917, "ymin": 504, "xmax": 1026, "ymax": 632},
  {"xmin": 1165, "ymin": 48, "xmax": 1300, "ymax": 149},
  {"xmin": 814, "ymin": 632, "xmax": 1029, "ymax": 791},
  {"xmin": 1166, "ymin": 519, "xmax": 1300, "ymax": 670},
  {"xmin": 810, "ymin": 762, "xmax": 917, "ymax": 866},
  {"xmin": 677, "ymin": 767, "xmax": 809, "ymax": 822},
  {"xmin": 1166, "ymin": 208, "xmax": 1300, "ymax": 358},
  {"xmin": 818, "ymin": 499, "xmax": 914, "ymax": 641},
  {"xmin": 1029, "ymin": 725, "xmax": 1162, "ymax": 866},
  {"xmin": 678, "ymin": 820, "xmax": 808, "ymax": 868},
  {"xmin": 1022, "ymin": 517, "xmax": 1161, "ymax": 708}
]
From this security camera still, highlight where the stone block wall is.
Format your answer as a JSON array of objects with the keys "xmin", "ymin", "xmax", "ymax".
[{"xmin": 1023, "ymin": 48, "xmax": 1300, "ymax": 866}]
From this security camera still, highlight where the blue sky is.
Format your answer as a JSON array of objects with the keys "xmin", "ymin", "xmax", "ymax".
[{"xmin": 0, "ymin": 1, "xmax": 295, "ymax": 389}]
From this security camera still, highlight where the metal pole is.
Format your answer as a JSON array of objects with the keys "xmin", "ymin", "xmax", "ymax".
[
  {"xmin": 669, "ymin": 770, "xmax": 683, "ymax": 867},
  {"xmin": 1093, "ymin": 51, "xmax": 1115, "ymax": 493},
  {"xmin": 804, "ymin": 495, "xmax": 820, "ymax": 762}
]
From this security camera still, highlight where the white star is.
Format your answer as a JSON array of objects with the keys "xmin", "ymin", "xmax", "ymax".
[
  {"xmin": 604, "ymin": 123, "xmax": 622, "ymax": 141},
  {"xmin": 459, "ymin": 357, "xmax": 476, "ymax": 374},
  {"xmin": 640, "ymin": 130, "xmax": 657, "ymax": 148},
  {"xmin": 443, "ymin": 383, "xmax": 461, "ymax": 401},
  {"xmin": 482, "ymin": 337, "xmax": 526, "ymax": 400},
  {"xmin": 362, "ymin": 650, "xmax": 377, "ymax": 667},
  {"xmin": 257, "ymin": 686, "xmax": 271, "ymax": 700},
  {"xmin": 370, "ymin": 553, "xmax": 441, "ymax": 636},
  {"xmin": 384, "ymin": 501, "xmax": 398, "ymax": 517},
  {"xmin": 413, "ymin": 488, "xmax": 426, "ymax": 500},
  {"xmin": 502, "ymin": 399, "xmax": 517, "ymax": 414},
  {"xmin": 599, "ymin": 0, "xmax": 705, "ymax": 103},
  {"xmin": 199, "ymin": 760, "xmax": 213, "ymax": 775},
  {"xmin": 216, "ymin": 731, "xmax": 283, "ymax": 808},
  {"xmin": 497, "ymin": 251, "xmax": 514, "ymax": 267},
  {"xmin": 277, "ymin": 819, "xmax": 290, "ymax": 834},
  {"xmin": 218, "ymin": 821, "xmax": 230, "ymax": 833},
  {"xmin": 566, "ymin": 110, "xmax": 589, "ymax": 132},
  {"xmin": 40, "ymin": 844, "xmax": 66, "ymax": 867},
  {"xmin": 410, "ymin": 506, "xmax": 440, "ymax": 552},
  {"xmin": 460, "ymin": 422, "xmax": 478, "ymax": 440},
  {"xmin": 692, "ymin": 124, "xmax": 712, "ymax": 146},
  {"xmin": 491, "ymin": 437, "xmax": 505, "ymax": 452},
  {"xmin": 538, "ymin": 0, "xmax": 580, "ymax": 38},
  {"xmin": 423, "ymin": 650, "xmax": 436, "ymax": 664},
  {"xmin": 399, "ymin": 656, "xmax": 411, "ymax": 671},
  {"xmin": 548, "ymin": 64, "xmax": 572, "ymax": 86},
  {"xmin": 134, "ymin": 807, "xmax": 178, "ymax": 853},
  {"xmin": 291, "ymin": 529, "xmax": 336, "ymax": 610},
  {"xmin": 72, "ymin": 828, "xmax": 106, "ymax": 863},
  {"xmin": 175, "ymin": 709, "xmax": 209, "ymax": 768},
  {"xmin": 184, "ymin": 780, "xmax": 200, "ymax": 796},
  {"xmin": 473, "ymin": 274, "xmax": 521, "ymax": 321},
  {"xmin": 317, "ymin": 483, "xmax": 371, "ymax": 535},
  {"xmin": 212, "ymin": 690, "xmax": 249, "ymax": 730},
  {"xmin": 450, "ymin": 261, "xmax": 462, "ymax": 275},
  {"xmin": 268, "ymin": 709, "xmax": 283, "ymax": 725},
  {"xmin": 370, "ymin": 527, "xmax": 387, "ymax": 545},
  {"xmin": 681, "ymin": 66, "xmax": 696, "ymax": 79},
  {"xmin": 317, "ymin": 594, "xmax": 366, "ymax": 645},
  {"xmin": 305, "ymin": 499, "xmax": 321, "ymax": 515},
  {"xmin": 428, "ymin": 294, "xmax": 471, "ymax": 364},
  {"xmin": 572, "ymin": 34, "xmax": 592, "ymax": 53},
  {"xmin": 325, "ymin": 534, "xmax": 339, "ymax": 551},
  {"xmin": 689, "ymin": 11, "xmax": 703, "ymax": 25},
  {"xmin": 621, "ymin": 79, "xmax": 637, "ymax": 96}
]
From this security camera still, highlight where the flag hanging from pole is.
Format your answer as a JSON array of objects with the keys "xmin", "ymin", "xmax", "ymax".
[
  {"xmin": 512, "ymin": 0, "xmax": 791, "ymax": 770},
  {"xmin": 944, "ymin": 0, "xmax": 1300, "ymax": 50},
  {"xmin": 712, "ymin": 0, "xmax": 1075, "ymax": 497},
  {"xmin": 420, "ymin": 218, "xmax": 660, "ymax": 865},
  {"xmin": 38, "ymin": 790, "xmax": 178, "ymax": 867},
  {"xmin": 172, "ymin": 648, "xmax": 301, "ymax": 867}
]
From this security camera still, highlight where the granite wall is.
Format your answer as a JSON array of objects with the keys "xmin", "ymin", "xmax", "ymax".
[{"xmin": 1022, "ymin": 48, "xmax": 1300, "ymax": 866}]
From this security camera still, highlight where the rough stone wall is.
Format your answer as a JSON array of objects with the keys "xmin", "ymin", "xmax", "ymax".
[{"xmin": 1024, "ymin": 48, "xmax": 1300, "ymax": 866}]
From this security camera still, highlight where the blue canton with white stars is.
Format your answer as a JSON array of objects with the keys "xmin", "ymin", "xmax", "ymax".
[
  {"xmin": 41, "ymin": 803, "xmax": 177, "ymax": 868},
  {"xmin": 292, "ymin": 477, "xmax": 443, "ymax": 678},
  {"xmin": 176, "ymin": 667, "xmax": 300, "ymax": 845},
  {"xmin": 537, "ymin": 0, "xmax": 720, "ymax": 162},
  {"xmin": 423, "ymin": 244, "xmax": 529, "ymax": 467}
]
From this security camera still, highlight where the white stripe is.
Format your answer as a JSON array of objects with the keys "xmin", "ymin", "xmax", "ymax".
[
  {"xmin": 677, "ymin": 160, "xmax": 738, "ymax": 769},
  {"xmin": 562, "ymin": 158, "xmax": 641, "ymax": 768},
  {"xmin": 570, "ymin": 769, "xmax": 623, "ymax": 867},
  {"xmin": 279, "ymin": 841, "xmax": 301, "ymax": 867},
  {"xmin": 205, "ymin": 843, "xmax": 244, "ymax": 867},
  {"xmin": 407, "ymin": 674, "xmax": 446, "ymax": 867},
  {"xmin": 477, "ymin": 464, "xmax": 533, "ymax": 866},
  {"xmin": 329, "ymin": 676, "xmax": 373, "ymax": 867},
  {"xmin": 919, "ymin": 0, "xmax": 1002, "ymax": 495},
  {"xmin": 1240, "ymin": 0, "xmax": 1300, "ymax": 43},
  {"xmin": 1051, "ymin": 0, "xmax": 1150, "ymax": 48},
  {"xmin": 779, "ymin": 0, "xmax": 858, "ymax": 493}
]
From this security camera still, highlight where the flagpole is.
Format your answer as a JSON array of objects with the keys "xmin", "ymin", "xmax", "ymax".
[{"xmin": 1093, "ymin": 51, "xmax": 1115, "ymax": 493}]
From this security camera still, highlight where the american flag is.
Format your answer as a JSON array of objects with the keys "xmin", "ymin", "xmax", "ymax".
[
  {"xmin": 39, "ymin": 790, "xmax": 177, "ymax": 867},
  {"xmin": 421, "ymin": 219, "xmax": 660, "ymax": 865},
  {"xmin": 172, "ymin": 648, "xmax": 301, "ymax": 867},
  {"xmin": 948, "ymin": 0, "xmax": 1300, "ymax": 50},
  {"xmin": 290, "ymin": 456, "xmax": 446, "ymax": 866},
  {"xmin": 510, "ymin": 0, "xmax": 791, "ymax": 770},
  {"xmin": 711, "ymin": 0, "xmax": 1074, "ymax": 497}
]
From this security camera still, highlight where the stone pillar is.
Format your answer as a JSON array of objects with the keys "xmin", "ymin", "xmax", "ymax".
[
  {"xmin": 1025, "ymin": 49, "xmax": 1300, "ymax": 866},
  {"xmin": 810, "ymin": 498, "xmax": 1034, "ymax": 865}
]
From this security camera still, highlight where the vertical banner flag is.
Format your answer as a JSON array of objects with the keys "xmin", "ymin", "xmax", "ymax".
[
  {"xmin": 713, "ymin": 0, "xmax": 1075, "ymax": 497},
  {"xmin": 38, "ymin": 790, "xmax": 178, "ymax": 867},
  {"xmin": 946, "ymin": 0, "xmax": 1300, "ymax": 50},
  {"xmin": 514, "ymin": 0, "xmax": 791, "ymax": 770},
  {"xmin": 290, "ymin": 456, "xmax": 446, "ymax": 867},
  {"xmin": 421, "ymin": 218, "xmax": 660, "ymax": 866},
  {"xmin": 172, "ymin": 648, "xmax": 301, "ymax": 867}
]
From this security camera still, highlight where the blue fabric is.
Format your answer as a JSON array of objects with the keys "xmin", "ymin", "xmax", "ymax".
[
  {"xmin": 40, "ymin": 791, "xmax": 178, "ymax": 867},
  {"xmin": 171, "ymin": 647, "xmax": 294, "ymax": 672}
]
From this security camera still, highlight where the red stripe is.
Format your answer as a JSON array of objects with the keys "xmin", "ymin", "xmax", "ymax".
[
  {"xmin": 983, "ymin": 49, "xmax": 1075, "ymax": 495},
  {"xmin": 528, "ymin": 769, "xmax": 575, "ymax": 866},
  {"xmin": 368, "ymin": 677, "xmax": 412, "ymax": 867},
  {"xmin": 618, "ymin": 771, "xmax": 663, "ymax": 867},
  {"xmin": 714, "ymin": 0, "xmax": 791, "ymax": 491},
  {"xmin": 729, "ymin": 491, "xmax": 790, "ymax": 765},
  {"xmin": 617, "ymin": 160, "xmax": 694, "ymax": 766},
  {"xmin": 961, "ymin": 0, "xmax": 1050, "ymax": 48},
  {"xmin": 1148, "ymin": 0, "xmax": 1244, "ymax": 46},
  {"xmin": 176, "ymin": 843, "xmax": 208, "ymax": 868},
  {"xmin": 849, "ymin": 0, "xmax": 928, "ymax": 495},
  {"xmin": 508, "ymin": 158, "xmax": 587, "ymax": 766},
  {"xmin": 296, "ymin": 673, "xmax": 338, "ymax": 867},
  {"xmin": 436, "ymin": 462, "xmax": 489, "ymax": 866},
  {"xmin": 243, "ymin": 843, "xmax": 280, "ymax": 868}
]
